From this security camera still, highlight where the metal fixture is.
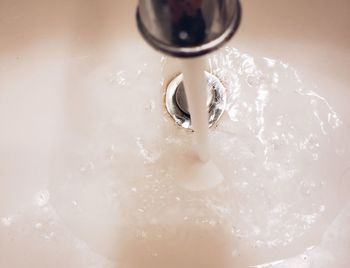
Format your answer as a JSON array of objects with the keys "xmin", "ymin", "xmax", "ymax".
[
  {"xmin": 136, "ymin": 0, "xmax": 241, "ymax": 58},
  {"xmin": 165, "ymin": 72, "xmax": 226, "ymax": 129}
]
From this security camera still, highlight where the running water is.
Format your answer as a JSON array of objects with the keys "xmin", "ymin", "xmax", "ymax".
[
  {"xmin": 182, "ymin": 57, "xmax": 210, "ymax": 162},
  {"xmin": 49, "ymin": 47, "xmax": 349, "ymax": 267},
  {"xmin": 178, "ymin": 56, "xmax": 224, "ymax": 191}
]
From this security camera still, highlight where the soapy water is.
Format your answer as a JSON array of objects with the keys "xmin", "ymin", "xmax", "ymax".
[{"xmin": 49, "ymin": 47, "xmax": 350, "ymax": 267}]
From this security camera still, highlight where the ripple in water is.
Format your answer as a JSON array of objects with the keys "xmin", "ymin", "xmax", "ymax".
[{"xmin": 49, "ymin": 47, "xmax": 349, "ymax": 267}]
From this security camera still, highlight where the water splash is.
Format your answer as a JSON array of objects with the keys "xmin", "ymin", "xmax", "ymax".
[{"xmin": 49, "ymin": 47, "xmax": 349, "ymax": 266}]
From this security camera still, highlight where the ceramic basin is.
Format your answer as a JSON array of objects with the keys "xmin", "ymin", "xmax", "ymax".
[{"xmin": 0, "ymin": 0, "xmax": 349, "ymax": 267}]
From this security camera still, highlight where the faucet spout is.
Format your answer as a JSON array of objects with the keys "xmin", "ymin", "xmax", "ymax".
[{"xmin": 136, "ymin": 0, "xmax": 241, "ymax": 58}]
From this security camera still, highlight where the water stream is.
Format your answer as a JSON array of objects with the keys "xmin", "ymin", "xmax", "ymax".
[
  {"xmin": 182, "ymin": 57, "xmax": 209, "ymax": 162},
  {"xmin": 179, "ymin": 56, "xmax": 225, "ymax": 191}
]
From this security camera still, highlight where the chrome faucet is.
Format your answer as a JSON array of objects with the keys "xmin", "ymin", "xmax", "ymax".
[{"xmin": 136, "ymin": 0, "xmax": 241, "ymax": 58}]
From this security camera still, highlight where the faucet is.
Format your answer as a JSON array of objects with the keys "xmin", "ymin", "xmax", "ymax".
[{"xmin": 136, "ymin": 0, "xmax": 241, "ymax": 58}]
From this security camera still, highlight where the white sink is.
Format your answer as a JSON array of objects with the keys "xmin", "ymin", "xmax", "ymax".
[{"xmin": 1, "ymin": 0, "xmax": 349, "ymax": 267}]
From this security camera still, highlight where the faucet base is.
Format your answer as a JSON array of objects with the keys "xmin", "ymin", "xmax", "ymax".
[{"xmin": 136, "ymin": 0, "xmax": 242, "ymax": 58}]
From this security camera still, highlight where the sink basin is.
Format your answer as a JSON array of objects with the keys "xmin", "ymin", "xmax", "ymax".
[{"xmin": 1, "ymin": 0, "xmax": 349, "ymax": 267}]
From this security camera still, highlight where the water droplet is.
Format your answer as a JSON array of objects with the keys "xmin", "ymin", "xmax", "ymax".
[
  {"xmin": 179, "ymin": 31, "xmax": 189, "ymax": 40},
  {"xmin": 35, "ymin": 222, "xmax": 42, "ymax": 229},
  {"xmin": 137, "ymin": 208, "xmax": 145, "ymax": 213},
  {"xmin": 35, "ymin": 190, "xmax": 50, "ymax": 207},
  {"xmin": 153, "ymin": 252, "xmax": 159, "ymax": 257},
  {"xmin": 44, "ymin": 232, "xmax": 55, "ymax": 240},
  {"xmin": 1, "ymin": 216, "xmax": 13, "ymax": 227}
]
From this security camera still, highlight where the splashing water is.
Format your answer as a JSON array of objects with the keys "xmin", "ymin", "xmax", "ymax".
[{"xmin": 49, "ymin": 47, "xmax": 349, "ymax": 267}]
